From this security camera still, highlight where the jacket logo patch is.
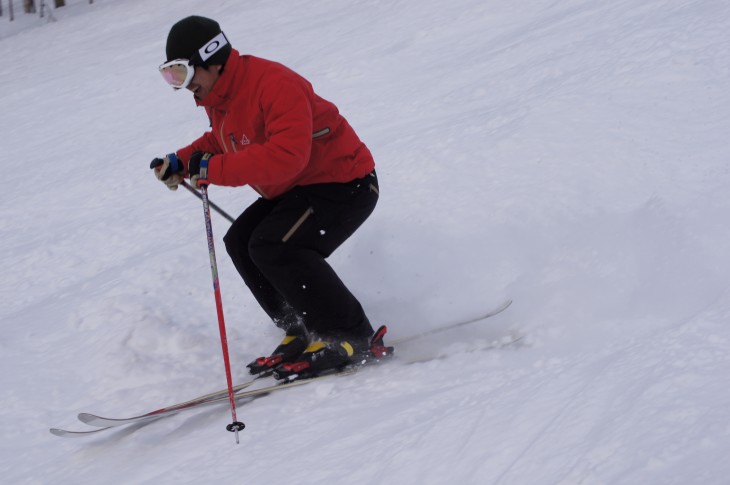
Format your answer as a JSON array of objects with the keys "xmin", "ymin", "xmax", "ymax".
[{"xmin": 229, "ymin": 133, "xmax": 251, "ymax": 149}]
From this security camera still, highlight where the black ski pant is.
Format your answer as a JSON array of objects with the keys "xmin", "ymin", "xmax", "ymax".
[{"xmin": 223, "ymin": 171, "xmax": 379, "ymax": 341}]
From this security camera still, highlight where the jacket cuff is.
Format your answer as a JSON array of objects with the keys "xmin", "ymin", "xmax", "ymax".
[
  {"xmin": 205, "ymin": 154, "xmax": 222, "ymax": 185},
  {"xmin": 175, "ymin": 146, "xmax": 195, "ymax": 171}
]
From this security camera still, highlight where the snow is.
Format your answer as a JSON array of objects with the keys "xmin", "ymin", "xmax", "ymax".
[{"xmin": 2, "ymin": 0, "xmax": 730, "ymax": 483}]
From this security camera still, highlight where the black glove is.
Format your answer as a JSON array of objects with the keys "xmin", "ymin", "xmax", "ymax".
[
  {"xmin": 188, "ymin": 152, "xmax": 213, "ymax": 188},
  {"xmin": 150, "ymin": 153, "xmax": 184, "ymax": 191}
]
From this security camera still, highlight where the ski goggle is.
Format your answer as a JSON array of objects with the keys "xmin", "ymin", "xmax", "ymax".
[
  {"xmin": 159, "ymin": 59, "xmax": 195, "ymax": 89},
  {"xmin": 158, "ymin": 32, "xmax": 230, "ymax": 90}
]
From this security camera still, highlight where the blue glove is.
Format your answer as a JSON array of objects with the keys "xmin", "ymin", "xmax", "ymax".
[{"xmin": 188, "ymin": 152, "xmax": 212, "ymax": 188}]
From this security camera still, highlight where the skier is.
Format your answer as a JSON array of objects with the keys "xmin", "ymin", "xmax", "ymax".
[{"xmin": 151, "ymin": 16, "xmax": 389, "ymax": 379}]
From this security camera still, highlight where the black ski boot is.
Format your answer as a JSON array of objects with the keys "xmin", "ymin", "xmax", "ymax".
[
  {"xmin": 247, "ymin": 333, "xmax": 309, "ymax": 375},
  {"xmin": 273, "ymin": 325, "xmax": 394, "ymax": 380}
]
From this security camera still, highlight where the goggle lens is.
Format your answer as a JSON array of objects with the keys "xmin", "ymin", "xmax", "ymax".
[{"xmin": 159, "ymin": 61, "xmax": 194, "ymax": 89}]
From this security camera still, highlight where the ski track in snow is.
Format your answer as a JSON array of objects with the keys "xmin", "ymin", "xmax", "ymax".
[{"xmin": 2, "ymin": 0, "xmax": 730, "ymax": 483}]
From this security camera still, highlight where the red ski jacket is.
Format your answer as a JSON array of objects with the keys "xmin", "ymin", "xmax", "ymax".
[{"xmin": 176, "ymin": 49, "xmax": 374, "ymax": 199}]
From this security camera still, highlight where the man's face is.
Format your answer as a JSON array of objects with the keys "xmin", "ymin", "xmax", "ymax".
[{"xmin": 187, "ymin": 64, "xmax": 222, "ymax": 101}]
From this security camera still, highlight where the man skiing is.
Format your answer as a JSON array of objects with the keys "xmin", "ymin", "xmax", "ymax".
[{"xmin": 151, "ymin": 16, "xmax": 389, "ymax": 379}]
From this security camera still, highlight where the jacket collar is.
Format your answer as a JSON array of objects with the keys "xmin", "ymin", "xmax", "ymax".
[{"xmin": 195, "ymin": 48, "xmax": 241, "ymax": 112}]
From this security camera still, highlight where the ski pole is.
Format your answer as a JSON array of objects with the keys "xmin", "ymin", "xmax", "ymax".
[
  {"xmin": 198, "ymin": 183, "xmax": 245, "ymax": 443},
  {"xmin": 182, "ymin": 180, "xmax": 235, "ymax": 223}
]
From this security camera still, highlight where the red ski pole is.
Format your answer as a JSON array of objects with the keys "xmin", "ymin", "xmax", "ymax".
[{"xmin": 198, "ymin": 183, "xmax": 245, "ymax": 443}]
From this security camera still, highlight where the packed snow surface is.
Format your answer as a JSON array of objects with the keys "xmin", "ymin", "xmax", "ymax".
[{"xmin": 2, "ymin": 0, "xmax": 730, "ymax": 483}]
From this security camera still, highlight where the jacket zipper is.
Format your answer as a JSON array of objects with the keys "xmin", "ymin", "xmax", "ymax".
[{"xmin": 219, "ymin": 120, "xmax": 228, "ymax": 153}]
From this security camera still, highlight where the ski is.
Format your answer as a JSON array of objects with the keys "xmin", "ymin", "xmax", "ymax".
[
  {"xmin": 89, "ymin": 300, "xmax": 510, "ymax": 420},
  {"xmin": 53, "ymin": 333, "xmax": 520, "ymax": 437},
  {"xmin": 51, "ymin": 369, "xmax": 356, "ymax": 436},
  {"xmin": 391, "ymin": 299, "xmax": 512, "ymax": 345},
  {"xmin": 50, "ymin": 299, "xmax": 513, "ymax": 438},
  {"xmin": 50, "ymin": 426, "xmax": 112, "ymax": 438},
  {"xmin": 75, "ymin": 371, "xmax": 273, "ymax": 429}
]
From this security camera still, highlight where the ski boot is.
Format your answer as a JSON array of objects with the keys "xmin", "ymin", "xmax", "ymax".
[
  {"xmin": 247, "ymin": 333, "xmax": 309, "ymax": 375},
  {"xmin": 273, "ymin": 325, "xmax": 394, "ymax": 381}
]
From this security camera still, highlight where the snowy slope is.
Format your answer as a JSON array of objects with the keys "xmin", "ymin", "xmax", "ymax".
[{"xmin": 2, "ymin": 0, "xmax": 730, "ymax": 483}]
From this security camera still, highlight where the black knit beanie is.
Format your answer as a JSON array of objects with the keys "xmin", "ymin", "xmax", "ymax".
[{"xmin": 165, "ymin": 16, "xmax": 232, "ymax": 66}]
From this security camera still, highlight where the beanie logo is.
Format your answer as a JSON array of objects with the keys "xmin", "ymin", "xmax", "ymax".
[{"xmin": 199, "ymin": 32, "xmax": 229, "ymax": 62}]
